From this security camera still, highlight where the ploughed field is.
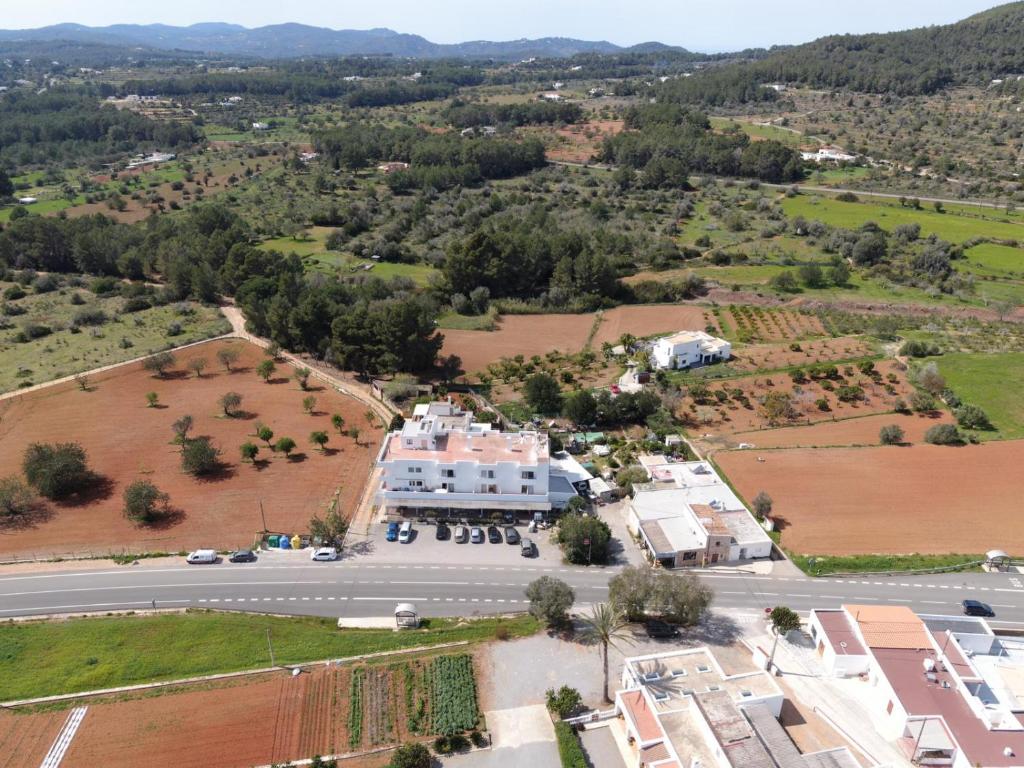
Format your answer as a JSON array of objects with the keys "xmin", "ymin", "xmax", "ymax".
[
  {"xmin": 725, "ymin": 411, "xmax": 953, "ymax": 449},
  {"xmin": 0, "ymin": 339, "xmax": 378, "ymax": 558},
  {"xmin": 715, "ymin": 441, "xmax": 1024, "ymax": 556},
  {"xmin": 443, "ymin": 304, "xmax": 714, "ymax": 376}
]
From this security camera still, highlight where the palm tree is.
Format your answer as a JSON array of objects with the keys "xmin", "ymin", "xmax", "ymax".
[{"xmin": 581, "ymin": 602, "xmax": 634, "ymax": 704}]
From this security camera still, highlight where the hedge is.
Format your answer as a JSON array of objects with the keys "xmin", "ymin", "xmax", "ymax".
[{"xmin": 554, "ymin": 722, "xmax": 587, "ymax": 768}]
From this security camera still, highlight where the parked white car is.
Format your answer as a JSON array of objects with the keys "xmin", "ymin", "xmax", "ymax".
[
  {"xmin": 186, "ymin": 549, "xmax": 217, "ymax": 564},
  {"xmin": 398, "ymin": 521, "xmax": 413, "ymax": 543},
  {"xmin": 310, "ymin": 547, "xmax": 338, "ymax": 561}
]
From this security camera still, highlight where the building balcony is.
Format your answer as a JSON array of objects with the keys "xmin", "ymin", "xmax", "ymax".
[{"xmin": 376, "ymin": 487, "xmax": 551, "ymax": 511}]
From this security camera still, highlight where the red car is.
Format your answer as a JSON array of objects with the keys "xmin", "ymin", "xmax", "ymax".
[{"xmin": 610, "ymin": 385, "xmax": 621, "ymax": 394}]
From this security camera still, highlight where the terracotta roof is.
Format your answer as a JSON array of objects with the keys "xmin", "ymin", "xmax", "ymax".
[
  {"xmin": 620, "ymin": 690, "xmax": 664, "ymax": 744},
  {"xmin": 815, "ymin": 610, "xmax": 866, "ymax": 656},
  {"xmin": 844, "ymin": 604, "xmax": 930, "ymax": 649},
  {"xmin": 640, "ymin": 742, "xmax": 670, "ymax": 763}
]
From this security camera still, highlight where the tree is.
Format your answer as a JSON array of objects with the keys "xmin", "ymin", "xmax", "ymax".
[
  {"xmin": 797, "ymin": 263, "xmax": 826, "ymax": 288},
  {"xmin": 310, "ymin": 430, "xmax": 329, "ymax": 451},
  {"xmin": 915, "ymin": 361, "xmax": 946, "ymax": 395},
  {"xmin": 910, "ymin": 390, "xmax": 937, "ymax": 413},
  {"xmin": 751, "ymin": 491, "xmax": 773, "ymax": 518},
  {"xmin": 364, "ymin": 409, "xmax": 376, "ymax": 427},
  {"xmin": 827, "ymin": 260, "xmax": 851, "ymax": 286},
  {"xmin": 187, "ymin": 357, "xmax": 208, "ymax": 378},
  {"xmin": 122, "ymin": 479, "xmax": 169, "ymax": 524},
  {"xmin": 22, "ymin": 442, "xmax": 91, "ymax": 500},
  {"xmin": 580, "ymin": 602, "xmax": 633, "ymax": 703},
  {"xmin": 275, "ymin": 436, "xmax": 297, "ymax": 457},
  {"xmin": 524, "ymin": 576, "xmax": 575, "ymax": 627},
  {"xmin": 545, "ymin": 686, "xmax": 583, "ymax": 718},
  {"xmin": 387, "ymin": 743, "xmax": 430, "ymax": 768},
  {"xmin": 955, "ymin": 404, "xmax": 992, "ymax": 430},
  {"xmin": 766, "ymin": 605, "xmax": 802, "ymax": 670},
  {"xmin": 769, "ymin": 271, "xmax": 800, "ymax": 293},
  {"xmin": 181, "ymin": 437, "xmax": 221, "ymax": 475},
  {"xmin": 331, "ymin": 414, "xmax": 346, "ymax": 434},
  {"xmin": 74, "ymin": 373, "xmax": 90, "ymax": 391},
  {"xmin": 257, "ymin": 425, "xmax": 275, "ymax": 446},
  {"xmin": 879, "ymin": 424, "xmax": 905, "ymax": 445},
  {"xmin": 171, "ymin": 415, "xmax": 194, "ymax": 444},
  {"xmin": 257, "ymin": 359, "xmax": 276, "ymax": 383},
  {"xmin": 216, "ymin": 346, "xmax": 241, "ymax": 372},
  {"xmin": 609, "ymin": 565, "xmax": 656, "ymax": 621},
  {"xmin": 240, "ymin": 442, "xmax": 260, "ymax": 463},
  {"xmin": 524, "ymin": 372, "xmax": 562, "ymax": 415},
  {"xmin": 143, "ymin": 351, "xmax": 176, "ymax": 378},
  {"xmin": 294, "ymin": 367, "xmax": 312, "ymax": 390},
  {"xmin": 310, "ymin": 506, "xmax": 347, "ymax": 545},
  {"xmin": 650, "ymin": 571, "xmax": 713, "ymax": 625},
  {"xmin": 556, "ymin": 515, "xmax": 612, "ymax": 565},
  {"xmin": 349, "ymin": 426, "xmax": 361, "ymax": 445},
  {"xmin": 925, "ymin": 423, "xmax": 963, "ymax": 445},
  {"xmin": 0, "ymin": 476, "xmax": 35, "ymax": 517},
  {"xmin": 761, "ymin": 391, "xmax": 796, "ymax": 425},
  {"xmin": 562, "ymin": 389, "xmax": 597, "ymax": 426},
  {"xmin": 303, "ymin": 395, "xmax": 317, "ymax": 414},
  {"xmin": 219, "ymin": 391, "xmax": 243, "ymax": 417},
  {"xmin": 146, "ymin": 392, "xmax": 159, "ymax": 408}
]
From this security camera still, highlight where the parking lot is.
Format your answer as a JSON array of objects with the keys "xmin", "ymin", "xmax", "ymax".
[{"xmin": 348, "ymin": 520, "xmax": 569, "ymax": 567}]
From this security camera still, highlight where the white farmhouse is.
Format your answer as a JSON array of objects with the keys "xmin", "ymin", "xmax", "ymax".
[
  {"xmin": 375, "ymin": 401, "xmax": 583, "ymax": 517},
  {"xmin": 651, "ymin": 330, "xmax": 731, "ymax": 370}
]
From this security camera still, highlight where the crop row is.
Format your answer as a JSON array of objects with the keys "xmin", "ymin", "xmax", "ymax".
[
  {"xmin": 348, "ymin": 667, "xmax": 364, "ymax": 748},
  {"xmin": 428, "ymin": 654, "xmax": 479, "ymax": 735}
]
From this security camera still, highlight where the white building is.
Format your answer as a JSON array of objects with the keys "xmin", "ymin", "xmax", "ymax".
[
  {"xmin": 625, "ymin": 460, "xmax": 773, "ymax": 567},
  {"xmin": 252, "ymin": 122, "xmax": 270, "ymax": 131},
  {"xmin": 801, "ymin": 146, "xmax": 858, "ymax": 163},
  {"xmin": 375, "ymin": 401, "xmax": 584, "ymax": 517},
  {"xmin": 808, "ymin": 604, "xmax": 1024, "ymax": 768},
  {"xmin": 651, "ymin": 330, "xmax": 731, "ymax": 370},
  {"xmin": 615, "ymin": 647, "xmax": 858, "ymax": 768}
]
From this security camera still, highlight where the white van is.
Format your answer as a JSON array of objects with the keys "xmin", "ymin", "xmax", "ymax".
[
  {"xmin": 186, "ymin": 549, "xmax": 217, "ymax": 564},
  {"xmin": 398, "ymin": 521, "xmax": 413, "ymax": 543}
]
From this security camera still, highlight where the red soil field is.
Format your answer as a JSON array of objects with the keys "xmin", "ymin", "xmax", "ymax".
[
  {"xmin": 728, "ymin": 336, "xmax": 874, "ymax": 373},
  {"xmin": 543, "ymin": 119, "xmax": 624, "ymax": 164},
  {"xmin": 0, "ymin": 339, "xmax": 378, "ymax": 558},
  {"xmin": 726, "ymin": 411, "xmax": 954, "ymax": 449},
  {"xmin": 444, "ymin": 304, "xmax": 717, "ymax": 376},
  {"xmin": 0, "ymin": 710, "xmax": 65, "ymax": 768},
  {"xmin": 681, "ymin": 359, "xmax": 913, "ymax": 437},
  {"xmin": 715, "ymin": 441, "xmax": 1024, "ymax": 555},
  {"xmin": 724, "ymin": 307, "xmax": 826, "ymax": 341},
  {"xmin": 591, "ymin": 304, "xmax": 717, "ymax": 346}
]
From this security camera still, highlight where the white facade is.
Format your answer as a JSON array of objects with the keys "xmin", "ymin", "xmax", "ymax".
[
  {"xmin": 376, "ymin": 401, "xmax": 583, "ymax": 515},
  {"xmin": 652, "ymin": 330, "xmax": 731, "ymax": 370}
]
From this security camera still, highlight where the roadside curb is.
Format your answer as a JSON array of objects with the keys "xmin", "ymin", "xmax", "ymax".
[{"xmin": 1, "ymin": 639, "xmax": 471, "ymax": 708}]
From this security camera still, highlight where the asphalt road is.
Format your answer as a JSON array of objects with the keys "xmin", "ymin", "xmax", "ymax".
[{"xmin": 2, "ymin": 558, "xmax": 1023, "ymax": 627}]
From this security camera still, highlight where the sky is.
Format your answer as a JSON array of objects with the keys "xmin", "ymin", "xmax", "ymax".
[{"xmin": 0, "ymin": 0, "xmax": 1005, "ymax": 51}]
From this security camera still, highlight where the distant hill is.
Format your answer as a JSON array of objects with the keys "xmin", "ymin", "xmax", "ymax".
[
  {"xmin": 0, "ymin": 22, "xmax": 677, "ymax": 60},
  {"xmin": 745, "ymin": 1, "xmax": 1024, "ymax": 95}
]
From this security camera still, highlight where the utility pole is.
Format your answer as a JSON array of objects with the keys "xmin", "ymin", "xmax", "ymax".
[
  {"xmin": 266, "ymin": 627, "xmax": 276, "ymax": 668},
  {"xmin": 259, "ymin": 500, "xmax": 268, "ymax": 533}
]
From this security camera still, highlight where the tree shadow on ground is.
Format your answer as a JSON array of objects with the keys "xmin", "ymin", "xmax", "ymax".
[
  {"xmin": 227, "ymin": 410, "xmax": 258, "ymax": 421},
  {"xmin": 250, "ymin": 458, "xmax": 271, "ymax": 471},
  {"xmin": 321, "ymin": 447, "xmax": 340, "ymax": 457},
  {"xmin": 691, "ymin": 612, "xmax": 742, "ymax": 646},
  {"xmin": 266, "ymin": 377, "xmax": 291, "ymax": 385},
  {"xmin": 0, "ymin": 502, "xmax": 55, "ymax": 531},
  {"xmin": 339, "ymin": 537, "xmax": 376, "ymax": 560},
  {"xmin": 286, "ymin": 453, "xmax": 307, "ymax": 463},
  {"xmin": 57, "ymin": 474, "xmax": 115, "ymax": 507},
  {"xmin": 138, "ymin": 506, "xmax": 187, "ymax": 531},
  {"xmin": 156, "ymin": 370, "xmax": 190, "ymax": 381},
  {"xmin": 193, "ymin": 463, "xmax": 238, "ymax": 483}
]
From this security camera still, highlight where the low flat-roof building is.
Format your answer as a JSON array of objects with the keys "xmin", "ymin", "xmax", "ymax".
[
  {"xmin": 626, "ymin": 461, "xmax": 773, "ymax": 567},
  {"xmin": 615, "ymin": 647, "xmax": 859, "ymax": 768},
  {"xmin": 809, "ymin": 604, "xmax": 1024, "ymax": 767},
  {"xmin": 652, "ymin": 330, "xmax": 731, "ymax": 370}
]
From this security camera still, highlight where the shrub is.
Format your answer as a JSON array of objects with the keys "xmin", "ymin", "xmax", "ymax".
[
  {"xmin": 556, "ymin": 515, "xmax": 611, "ymax": 564},
  {"xmin": 554, "ymin": 722, "xmax": 588, "ymax": 768},
  {"xmin": 72, "ymin": 308, "xmax": 107, "ymax": 327},
  {"xmin": 546, "ymin": 686, "xmax": 583, "ymax": 718},
  {"xmin": 388, "ymin": 743, "xmax": 431, "ymax": 768},
  {"xmin": 122, "ymin": 297, "xmax": 152, "ymax": 313},
  {"xmin": 143, "ymin": 351, "xmax": 176, "ymax": 377},
  {"xmin": 955, "ymin": 404, "xmax": 992, "ymax": 430},
  {"xmin": 752, "ymin": 490, "xmax": 773, "ymax": 517},
  {"xmin": 924, "ymin": 424, "xmax": 963, "ymax": 446},
  {"xmin": 22, "ymin": 442, "xmax": 91, "ymax": 500},
  {"xmin": 910, "ymin": 391, "xmax": 937, "ymax": 413},
  {"xmin": 879, "ymin": 425, "xmax": 905, "ymax": 445},
  {"xmin": 181, "ymin": 437, "xmax": 221, "ymax": 475},
  {"xmin": 122, "ymin": 479, "xmax": 170, "ymax": 524},
  {"xmin": 0, "ymin": 476, "xmax": 35, "ymax": 517}
]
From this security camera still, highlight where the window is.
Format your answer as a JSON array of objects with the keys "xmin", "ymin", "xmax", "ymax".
[
  {"xmin": 707, "ymin": 685, "xmax": 721, "ymax": 692},
  {"xmin": 441, "ymin": 469, "xmax": 455, "ymax": 478},
  {"xmin": 409, "ymin": 467, "xmax": 422, "ymax": 474},
  {"xmin": 682, "ymin": 551, "xmax": 697, "ymax": 561},
  {"xmin": 521, "ymin": 470, "xmax": 535, "ymax": 480},
  {"xmin": 521, "ymin": 485, "xmax": 534, "ymax": 495},
  {"xmin": 653, "ymin": 690, "xmax": 670, "ymax": 702},
  {"xmin": 487, "ymin": 484, "xmax": 498, "ymax": 494},
  {"xmin": 696, "ymin": 665, "xmax": 711, "ymax": 673},
  {"xmin": 740, "ymin": 690, "xmax": 753, "ymax": 698},
  {"xmin": 670, "ymin": 669, "xmax": 687, "ymax": 678},
  {"xmin": 408, "ymin": 480, "xmax": 423, "ymax": 488},
  {"xmin": 480, "ymin": 469, "xmax": 494, "ymax": 479},
  {"xmin": 643, "ymin": 672, "xmax": 660, "ymax": 682},
  {"xmin": 442, "ymin": 482, "xmax": 454, "ymax": 492}
]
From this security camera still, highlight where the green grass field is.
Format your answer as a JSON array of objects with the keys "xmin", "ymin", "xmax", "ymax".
[
  {"xmin": 939, "ymin": 352, "xmax": 1024, "ymax": 439},
  {"xmin": 0, "ymin": 287, "xmax": 229, "ymax": 393},
  {"xmin": 709, "ymin": 117, "xmax": 804, "ymax": 148},
  {"xmin": 961, "ymin": 243, "xmax": 1024, "ymax": 277},
  {"xmin": 789, "ymin": 552, "xmax": 983, "ymax": 576},
  {"xmin": 436, "ymin": 308, "xmax": 499, "ymax": 331},
  {"xmin": 0, "ymin": 611, "xmax": 540, "ymax": 701},
  {"xmin": 782, "ymin": 195, "xmax": 1024, "ymax": 244}
]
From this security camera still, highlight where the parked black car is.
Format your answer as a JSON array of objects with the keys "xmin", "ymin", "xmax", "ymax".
[
  {"xmin": 504, "ymin": 526, "xmax": 520, "ymax": 544},
  {"xmin": 645, "ymin": 619, "xmax": 681, "ymax": 639},
  {"xmin": 962, "ymin": 599, "xmax": 995, "ymax": 617},
  {"xmin": 229, "ymin": 550, "xmax": 257, "ymax": 563},
  {"xmin": 435, "ymin": 523, "xmax": 450, "ymax": 540},
  {"xmin": 487, "ymin": 525, "xmax": 502, "ymax": 543}
]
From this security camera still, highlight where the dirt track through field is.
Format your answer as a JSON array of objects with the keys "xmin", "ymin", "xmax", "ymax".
[
  {"xmin": 0, "ymin": 339, "xmax": 378, "ymax": 558},
  {"xmin": 716, "ymin": 441, "xmax": 1024, "ymax": 555}
]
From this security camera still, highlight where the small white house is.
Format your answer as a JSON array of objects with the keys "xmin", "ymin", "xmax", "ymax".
[{"xmin": 652, "ymin": 331, "xmax": 731, "ymax": 370}]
